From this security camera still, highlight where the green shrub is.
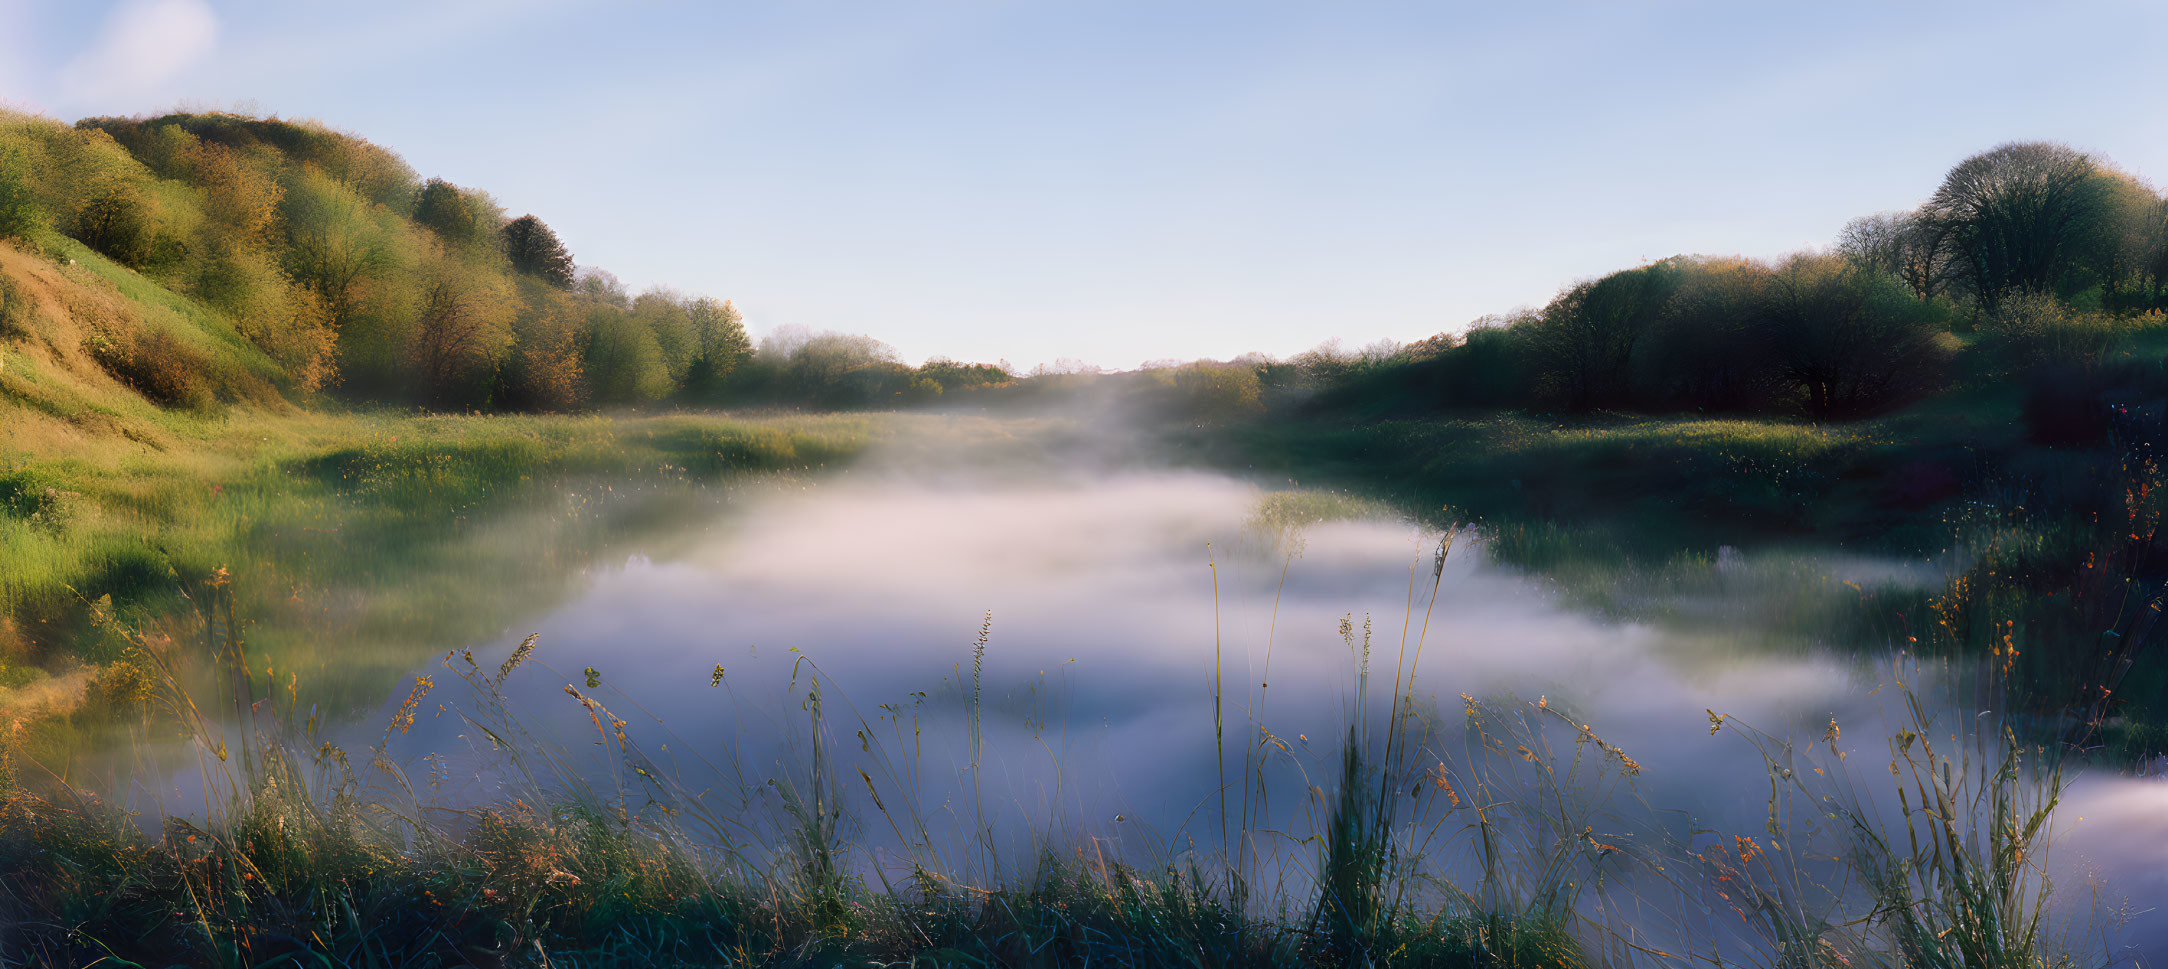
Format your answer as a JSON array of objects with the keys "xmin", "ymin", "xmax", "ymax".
[
  {"xmin": 0, "ymin": 159, "xmax": 43, "ymax": 240},
  {"xmin": 72, "ymin": 183, "xmax": 152, "ymax": 267},
  {"xmin": 1987, "ymin": 290, "xmax": 2117, "ymax": 367},
  {"xmin": 0, "ymin": 469, "xmax": 75, "ymax": 527}
]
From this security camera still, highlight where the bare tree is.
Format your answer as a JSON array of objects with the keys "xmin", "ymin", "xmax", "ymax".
[
  {"xmin": 1925, "ymin": 142, "xmax": 2108, "ymax": 306},
  {"xmin": 1838, "ymin": 211, "xmax": 1953, "ymax": 301}
]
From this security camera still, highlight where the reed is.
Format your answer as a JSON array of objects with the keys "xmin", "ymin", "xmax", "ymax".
[{"xmin": 0, "ymin": 558, "xmax": 2129, "ymax": 968}]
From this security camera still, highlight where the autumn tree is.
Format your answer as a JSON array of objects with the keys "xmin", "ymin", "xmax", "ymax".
[
  {"xmin": 406, "ymin": 254, "xmax": 514, "ymax": 406},
  {"xmin": 501, "ymin": 214, "xmax": 573, "ymax": 286},
  {"xmin": 498, "ymin": 298, "xmax": 586, "ymax": 411}
]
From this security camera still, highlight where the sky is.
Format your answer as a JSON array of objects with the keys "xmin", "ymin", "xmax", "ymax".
[{"xmin": 2, "ymin": 1, "xmax": 2166, "ymax": 370}]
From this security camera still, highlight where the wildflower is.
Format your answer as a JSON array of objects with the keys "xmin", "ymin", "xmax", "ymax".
[
  {"xmin": 391, "ymin": 676, "xmax": 433, "ymax": 734},
  {"xmin": 1432, "ymin": 763, "xmax": 1461, "ymax": 807}
]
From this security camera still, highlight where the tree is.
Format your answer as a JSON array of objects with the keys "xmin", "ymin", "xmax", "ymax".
[
  {"xmin": 574, "ymin": 267, "xmax": 630, "ymax": 308},
  {"xmin": 685, "ymin": 297, "xmax": 752, "ymax": 394},
  {"xmin": 2141, "ymin": 197, "xmax": 2168, "ymax": 310},
  {"xmin": 1925, "ymin": 142, "xmax": 2111, "ymax": 306},
  {"xmin": 183, "ymin": 141, "xmax": 282, "ymax": 247},
  {"xmin": 1522, "ymin": 260, "xmax": 1686, "ymax": 409},
  {"xmin": 0, "ymin": 153, "xmax": 44, "ymax": 240},
  {"xmin": 580, "ymin": 305, "xmax": 671, "ymax": 404},
  {"xmin": 1838, "ymin": 212, "xmax": 1952, "ymax": 301},
  {"xmin": 412, "ymin": 177, "xmax": 496, "ymax": 247},
  {"xmin": 2085, "ymin": 168, "xmax": 2168, "ymax": 312},
  {"xmin": 631, "ymin": 289, "xmax": 699, "ymax": 382},
  {"xmin": 406, "ymin": 257, "xmax": 514, "ymax": 406},
  {"xmin": 1633, "ymin": 258, "xmax": 1778, "ymax": 412},
  {"xmin": 497, "ymin": 299, "xmax": 585, "ymax": 411},
  {"xmin": 281, "ymin": 170, "xmax": 400, "ymax": 327},
  {"xmin": 502, "ymin": 214, "xmax": 573, "ymax": 287},
  {"xmin": 1762, "ymin": 254, "xmax": 1949, "ymax": 418},
  {"xmin": 73, "ymin": 181, "xmax": 150, "ymax": 265}
]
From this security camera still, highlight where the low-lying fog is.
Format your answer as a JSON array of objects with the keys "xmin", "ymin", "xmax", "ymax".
[{"xmin": 147, "ymin": 415, "xmax": 2168, "ymax": 957}]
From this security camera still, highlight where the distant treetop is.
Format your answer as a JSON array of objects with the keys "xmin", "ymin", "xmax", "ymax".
[{"xmin": 503, "ymin": 214, "xmax": 574, "ymax": 287}]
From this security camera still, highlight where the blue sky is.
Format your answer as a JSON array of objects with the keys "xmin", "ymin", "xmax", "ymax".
[{"xmin": 3, "ymin": 1, "xmax": 2166, "ymax": 369}]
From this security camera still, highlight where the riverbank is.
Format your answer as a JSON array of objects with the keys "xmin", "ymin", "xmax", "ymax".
[
  {"xmin": 1177, "ymin": 384, "xmax": 2168, "ymax": 760},
  {"xmin": 0, "ymin": 409, "xmax": 880, "ymax": 732}
]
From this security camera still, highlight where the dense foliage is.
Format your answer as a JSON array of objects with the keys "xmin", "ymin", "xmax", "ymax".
[
  {"xmin": 0, "ymin": 109, "xmax": 1010, "ymax": 412},
  {"xmin": 1247, "ymin": 142, "xmax": 2168, "ymax": 424}
]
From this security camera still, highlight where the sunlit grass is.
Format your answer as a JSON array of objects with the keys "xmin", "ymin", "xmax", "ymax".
[{"xmin": 0, "ymin": 408, "xmax": 884, "ymax": 724}]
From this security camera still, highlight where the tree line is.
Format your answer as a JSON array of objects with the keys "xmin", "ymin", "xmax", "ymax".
[
  {"xmin": 1297, "ymin": 141, "xmax": 2168, "ymax": 421},
  {"xmin": 7, "ymin": 117, "xmax": 2162, "ymax": 425},
  {"xmin": 0, "ymin": 110, "xmax": 1011, "ymax": 412}
]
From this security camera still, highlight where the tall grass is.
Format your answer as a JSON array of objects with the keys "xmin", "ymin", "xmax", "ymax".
[{"xmin": 0, "ymin": 551, "xmax": 2129, "ymax": 967}]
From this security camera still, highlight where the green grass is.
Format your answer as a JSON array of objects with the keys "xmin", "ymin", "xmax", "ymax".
[
  {"xmin": 0, "ymin": 408, "xmax": 882, "ymax": 727},
  {"xmin": 50, "ymin": 236, "xmax": 290, "ymax": 392}
]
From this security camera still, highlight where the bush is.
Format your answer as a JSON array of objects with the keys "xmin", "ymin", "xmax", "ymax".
[
  {"xmin": 0, "ymin": 159, "xmax": 44, "ymax": 240},
  {"xmin": 580, "ymin": 307, "xmax": 671, "ymax": 405},
  {"xmin": 1159, "ymin": 362, "xmax": 1264, "ymax": 422},
  {"xmin": 72, "ymin": 183, "xmax": 151, "ymax": 267},
  {"xmin": 1762, "ymin": 255, "xmax": 1952, "ymax": 418},
  {"xmin": 1523, "ymin": 261, "xmax": 1687, "ymax": 409},
  {"xmin": 85, "ymin": 327, "xmax": 212, "ymax": 409},
  {"xmin": 0, "ymin": 469, "xmax": 75, "ymax": 527},
  {"xmin": 1986, "ymin": 290, "xmax": 2116, "ymax": 368}
]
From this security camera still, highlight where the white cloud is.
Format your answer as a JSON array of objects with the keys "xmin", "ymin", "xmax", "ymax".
[{"xmin": 60, "ymin": 0, "xmax": 218, "ymax": 107}]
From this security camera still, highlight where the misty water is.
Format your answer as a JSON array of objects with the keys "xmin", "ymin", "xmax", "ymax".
[{"xmin": 137, "ymin": 416, "xmax": 2168, "ymax": 955}]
